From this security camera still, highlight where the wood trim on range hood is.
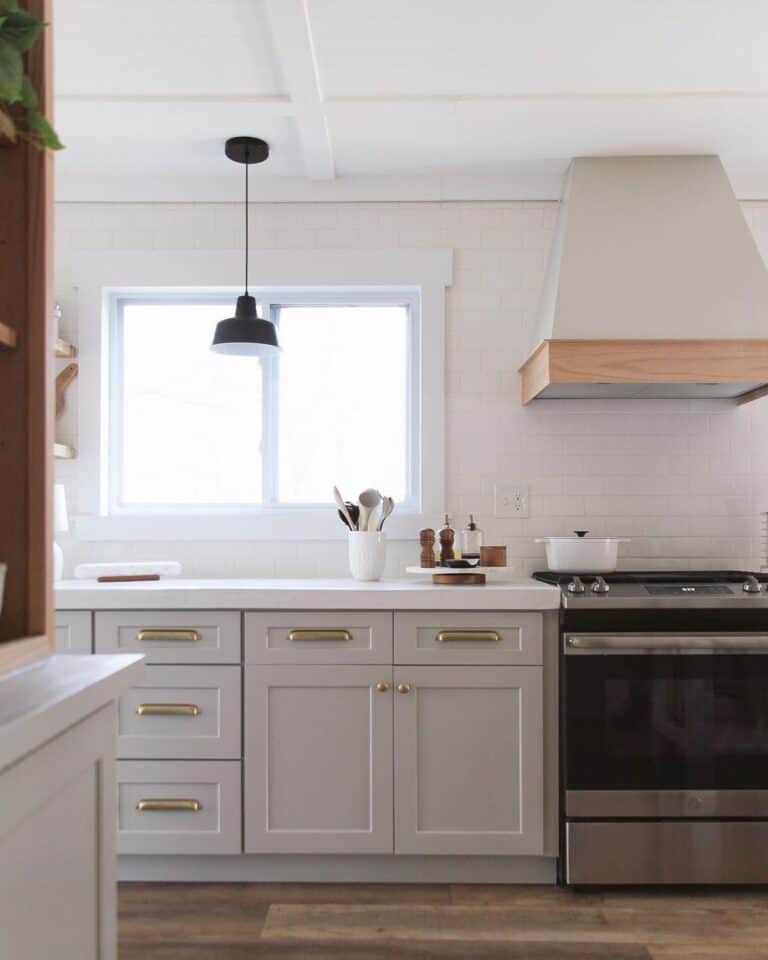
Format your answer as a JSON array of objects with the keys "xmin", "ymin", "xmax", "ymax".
[{"xmin": 519, "ymin": 339, "xmax": 768, "ymax": 405}]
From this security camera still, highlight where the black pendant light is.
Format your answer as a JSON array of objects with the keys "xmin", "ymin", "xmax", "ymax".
[{"xmin": 211, "ymin": 137, "xmax": 280, "ymax": 356}]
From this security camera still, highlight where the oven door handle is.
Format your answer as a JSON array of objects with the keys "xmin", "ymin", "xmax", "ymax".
[{"xmin": 565, "ymin": 633, "xmax": 768, "ymax": 653}]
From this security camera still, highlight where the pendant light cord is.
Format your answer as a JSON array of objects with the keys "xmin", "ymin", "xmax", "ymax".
[{"xmin": 244, "ymin": 145, "xmax": 249, "ymax": 294}]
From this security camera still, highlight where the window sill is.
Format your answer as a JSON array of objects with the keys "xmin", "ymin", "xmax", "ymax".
[{"xmin": 74, "ymin": 511, "xmax": 429, "ymax": 542}]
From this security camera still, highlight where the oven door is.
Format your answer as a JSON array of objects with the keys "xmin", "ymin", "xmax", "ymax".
[{"xmin": 563, "ymin": 633, "xmax": 768, "ymax": 818}]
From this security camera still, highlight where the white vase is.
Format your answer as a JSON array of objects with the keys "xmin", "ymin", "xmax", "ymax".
[{"xmin": 348, "ymin": 531, "xmax": 386, "ymax": 582}]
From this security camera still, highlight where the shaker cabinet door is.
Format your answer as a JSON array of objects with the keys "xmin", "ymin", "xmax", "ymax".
[
  {"xmin": 55, "ymin": 611, "xmax": 92, "ymax": 654},
  {"xmin": 393, "ymin": 665, "xmax": 544, "ymax": 855},
  {"xmin": 244, "ymin": 665, "xmax": 393, "ymax": 854}
]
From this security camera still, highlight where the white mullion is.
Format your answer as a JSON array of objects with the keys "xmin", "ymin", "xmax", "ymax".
[{"xmin": 261, "ymin": 299, "xmax": 280, "ymax": 505}]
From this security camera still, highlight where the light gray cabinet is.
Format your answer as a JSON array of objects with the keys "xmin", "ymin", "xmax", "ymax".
[
  {"xmin": 95, "ymin": 610, "xmax": 241, "ymax": 664},
  {"xmin": 117, "ymin": 760, "xmax": 241, "ymax": 855},
  {"xmin": 244, "ymin": 665, "xmax": 394, "ymax": 854},
  {"xmin": 59, "ymin": 603, "xmax": 551, "ymax": 867},
  {"xmin": 393, "ymin": 665, "xmax": 544, "ymax": 855},
  {"xmin": 395, "ymin": 611, "xmax": 543, "ymax": 665},
  {"xmin": 0, "ymin": 703, "xmax": 119, "ymax": 960},
  {"xmin": 55, "ymin": 611, "xmax": 92, "ymax": 654},
  {"xmin": 117, "ymin": 665, "xmax": 241, "ymax": 760},
  {"xmin": 245, "ymin": 610, "xmax": 392, "ymax": 664}
]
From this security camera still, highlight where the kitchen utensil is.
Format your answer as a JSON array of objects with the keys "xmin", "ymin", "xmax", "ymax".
[
  {"xmin": 535, "ymin": 531, "xmax": 628, "ymax": 573},
  {"xmin": 348, "ymin": 531, "xmax": 386, "ymax": 581},
  {"xmin": 358, "ymin": 488, "xmax": 382, "ymax": 533},
  {"xmin": 480, "ymin": 545, "xmax": 507, "ymax": 567},
  {"xmin": 345, "ymin": 502, "xmax": 360, "ymax": 530},
  {"xmin": 334, "ymin": 486, "xmax": 356, "ymax": 530},
  {"xmin": 337, "ymin": 503, "xmax": 360, "ymax": 530},
  {"xmin": 97, "ymin": 574, "xmax": 161, "ymax": 583},
  {"xmin": 444, "ymin": 558, "xmax": 480, "ymax": 568},
  {"xmin": 377, "ymin": 496, "xmax": 394, "ymax": 531}
]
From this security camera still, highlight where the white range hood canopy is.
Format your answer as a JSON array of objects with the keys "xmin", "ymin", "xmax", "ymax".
[{"xmin": 521, "ymin": 155, "xmax": 768, "ymax": 402}]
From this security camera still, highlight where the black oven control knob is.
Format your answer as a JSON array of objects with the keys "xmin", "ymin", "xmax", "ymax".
[
  {"xmin": 567, "ymin": 576, "xmax": 585, "ymax": 594},
  {"xmin": 743, "ymin": 576, "xmax": 762, "ymax": 594},
  {"xmin": 591, "ymin": 576, "xmax": 610, "ymax": 594}
]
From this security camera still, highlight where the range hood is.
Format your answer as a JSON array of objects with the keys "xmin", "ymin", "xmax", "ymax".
[{"xmin": 519, "ymin": 156, "xmax": 768, "ymax": 404}]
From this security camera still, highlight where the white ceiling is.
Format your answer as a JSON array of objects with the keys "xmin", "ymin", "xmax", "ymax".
[{"xmin": 54, "ymin": 0, "xmax": 768, "ymax": 201}]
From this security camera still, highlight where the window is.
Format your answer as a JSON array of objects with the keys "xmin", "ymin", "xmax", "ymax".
[{"xmin": 110, "ymin": 290, "xmax": 418, "ymax": 513}]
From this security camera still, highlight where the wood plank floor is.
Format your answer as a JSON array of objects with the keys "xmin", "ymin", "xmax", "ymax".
[{"xmin": 119, "ymin": 883, "xmax": 768, "ymax": 959}]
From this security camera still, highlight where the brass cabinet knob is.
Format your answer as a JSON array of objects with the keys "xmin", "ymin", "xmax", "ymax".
[
  {"xmin": 397, "ymin": 683, "xmax": 412, "ymax": 694},
  {"xmin": 375, "ymin": 681, "xmax": 390, "ymax": 692}
]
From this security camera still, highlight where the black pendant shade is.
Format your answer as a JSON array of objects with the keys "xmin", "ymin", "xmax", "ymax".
[
  {"xmin": 211, "ymin": 294, "xmax": 279, "ymax": 356},
  {"xmin": 211, "ymin": 136, "xmax": 279, "ymax": 357}
]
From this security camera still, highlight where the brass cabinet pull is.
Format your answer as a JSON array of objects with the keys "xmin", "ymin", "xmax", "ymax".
[
  {"xmin": 136, "ymin": 629, "xmax": 201, "ymax": 643},
  {"xmin": 136, "ymin": 798, "xmax": 201, "ymax": 812},
  {"xmin": 397, "ymin": 683, "xmax": 412, "ymax": 694},
  {"xmin": 136, "ymin": 703, "xmax": 200, "ymax": 717},
  {"xmin": 375, "ymin": 681, "xmax": 391, "ymax": 692},
  {"xmin": 288, "ymin": 629, "xmax": 351, "ymax": 643},
  {"xmin": 435, "ymin": 630, "xmax": 501, "ymax": 643}
]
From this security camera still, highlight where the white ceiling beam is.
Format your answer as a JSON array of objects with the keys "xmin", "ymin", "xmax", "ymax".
[{"xmin": 264, "ymin": 0, "xmax": 335, "ymax": 180}]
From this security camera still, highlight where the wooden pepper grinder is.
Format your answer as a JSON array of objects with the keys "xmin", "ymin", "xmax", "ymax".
[
  {"xmin": 439, "ymin": 515, "xmax": 455, "ymax": 565},
  {"xmin": 419, "ymin": 528, "xmax": 436, "ymax": 568}
]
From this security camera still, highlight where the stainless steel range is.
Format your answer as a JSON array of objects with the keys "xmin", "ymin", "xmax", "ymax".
[{"xmin": 533, "ymin": 569, "xmax": 768, "ymax": 886}]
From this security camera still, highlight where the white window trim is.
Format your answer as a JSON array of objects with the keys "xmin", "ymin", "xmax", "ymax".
[
  {"xmin": 108, "ymin": 287, "xmax": 421, "ymax": 515},
  {"xmin": 72, "ymin": 249, "xmax": 452, "ymax": 541}
]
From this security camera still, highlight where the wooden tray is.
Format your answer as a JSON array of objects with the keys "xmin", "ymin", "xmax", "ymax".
[{"xmin": 406, "ymin": 566, "xmax": 509, "ymax": 586}]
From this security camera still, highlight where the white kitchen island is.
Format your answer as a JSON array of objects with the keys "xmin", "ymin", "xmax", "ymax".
[
  {"xmin": 56, "ymin": 577, "xmax": 560, "ymax": 884},
  {"xmin": 0, "ymin": 654, "xmax": 144, "ymax": 959}
]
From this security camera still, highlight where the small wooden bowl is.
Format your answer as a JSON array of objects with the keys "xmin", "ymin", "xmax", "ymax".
[{"xmin": 479, "ymin": 545, "xmax": 507, "ymax": 567}]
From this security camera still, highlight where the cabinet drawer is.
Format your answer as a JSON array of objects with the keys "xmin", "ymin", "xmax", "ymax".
[
  {"xmin": 395, "ymin": 612, "xmax": 543, "ymax": 665},
  {"xmin": 95, "ymin": 611, "xmax": 240, "ymax": 664},
  {"xmin": 117, "ymin": 760, "xmax": 241, "ymax": 854},
  {"xmin": 245, "ymin": 611, "xmax": 392, "ymax": 664},
  {"xmin": 117, "ymin": 666, "xmax": 241, "ymax": 760},
  {"xmin": 54, "ymin": 611, "xmax": 92, "ymax": 654}
]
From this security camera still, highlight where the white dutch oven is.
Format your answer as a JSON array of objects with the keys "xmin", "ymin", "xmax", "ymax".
[{"xmin": 535, "ymin": 531, "xmax": 628, "ymax": 573}]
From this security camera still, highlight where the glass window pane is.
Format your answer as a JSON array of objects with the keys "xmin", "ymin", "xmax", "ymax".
[
  {"xmin": 276, "ymin": 304, "xmax": 410, "ymax": 504},
  {"xmin": 120, "ymin": 301, "xmax": 263, "ymax": 505}
]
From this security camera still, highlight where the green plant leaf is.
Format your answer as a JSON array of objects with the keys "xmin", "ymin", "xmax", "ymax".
[
  {"xmin": 0, "ymin": 101, "xmax": 16, "ymax": 142},
  {"xmin": 2, "ymin": 9, "xmax": 43, "ymax": 52},
  {"xmin": 19, "ymin": 71, "xmax": 35, "ymax": 107},
  {"xmin": 25, "ymin": 107, "xmax": 63, "ymax": 150},
  {"xmin": 0, "ymin": 2, "xmax": 20, "ymax": 14},
  {"xmin": 0, "ymin": 35, "xmax": 22, "ymax": 101}
]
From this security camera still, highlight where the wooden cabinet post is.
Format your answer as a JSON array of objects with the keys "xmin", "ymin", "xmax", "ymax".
[{"xmin": 0, "ymin": 0, "xmax": 54, "ymax": 671}]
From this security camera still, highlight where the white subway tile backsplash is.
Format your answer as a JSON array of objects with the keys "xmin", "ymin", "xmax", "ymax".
[{"xmin": 55, "ymin": 198, "xmax": 768, "ymax": 575}]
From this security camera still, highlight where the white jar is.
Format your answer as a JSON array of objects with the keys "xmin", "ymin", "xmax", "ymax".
[{"xmin": 348, "ymin": 531, "xmax": 386, "ymax": 581}]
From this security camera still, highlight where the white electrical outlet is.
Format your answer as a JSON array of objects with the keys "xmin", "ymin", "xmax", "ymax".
[{"xmin": 494, "ymin": 483, "xmax": 529, "ymax": 518}]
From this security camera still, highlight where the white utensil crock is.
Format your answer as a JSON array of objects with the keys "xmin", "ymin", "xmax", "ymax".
[{"xmin": 348, "ymin": 531, "xmax": 386, "ymax": 581}]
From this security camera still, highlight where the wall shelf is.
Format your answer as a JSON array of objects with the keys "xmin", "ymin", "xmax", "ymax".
[
  {"xmin": 55, "ymin": 337, "xmax": 77, "ymax": 358},
  {"xmin": 53, "ymin": 442, "xmax": 76, "ymax": 460},
  {"xmin": 0, "ymin": 321, "xmax": 18, "ymax": 350}
]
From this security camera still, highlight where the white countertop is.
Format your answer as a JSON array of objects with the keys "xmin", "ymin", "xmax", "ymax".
[
  {"xmin": 55, "ymin": 577, "xmax": 560, "ymax": 611},
  {"xmin": 0, "ymin": 654, "xmax": 144, "ymax": 771}
]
